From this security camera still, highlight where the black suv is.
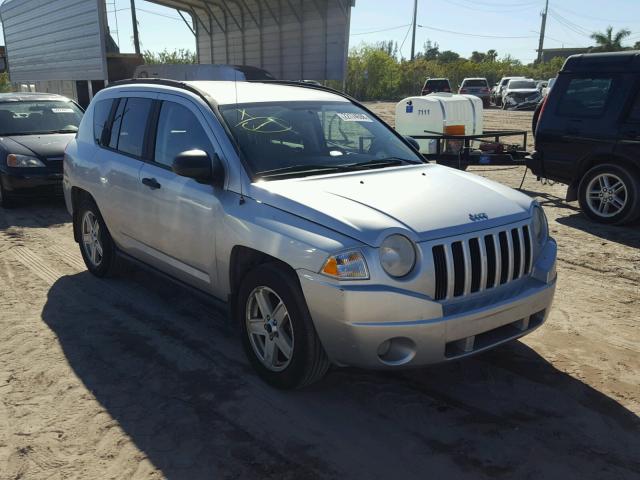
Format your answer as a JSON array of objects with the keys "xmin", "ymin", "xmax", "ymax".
[
  {"xmin": 530, "ymin": 52, "xmax": 640, "ymax": 225},
  {"xmin": 421, "ymin": 78, "xmax": 451, "ymax": 95}
]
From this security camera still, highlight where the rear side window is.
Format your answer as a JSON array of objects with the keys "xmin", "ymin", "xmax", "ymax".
[
  {"xmin": 93, "ymin": 99, "xmax": 113, "ymax": 145},
  {"xmin": 557, "ymin": 77, "xmax": 613, "ymax": 117},
  {"xmin": 109, "ymin": 97, "xmax": 153, "ymax": 157},
  {"xmin": 154, "ymin": 102, "xmax": 214, "ymax": 168}
]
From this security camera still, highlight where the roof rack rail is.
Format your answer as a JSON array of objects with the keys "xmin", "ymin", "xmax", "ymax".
[
  {"xmin": 245, "ymin": 79, "xmax": 356, "ymax": 102},
  {"xmin": 105, "ymin": 77, "xmax": 218, "ymax": 106}
]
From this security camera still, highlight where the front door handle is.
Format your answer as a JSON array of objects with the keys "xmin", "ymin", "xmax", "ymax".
[{"xmin": 142, "ymin": 177, "xmax": 161, "ymax": 190}]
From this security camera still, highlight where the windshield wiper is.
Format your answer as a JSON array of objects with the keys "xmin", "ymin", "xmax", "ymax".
[
  {"xmin": 258, "ymin": 164, "xmax": 349, "ymax": 179},
  {"xmin": 342, "ymin": 157, "xmax": 421, "ymax": 170}
]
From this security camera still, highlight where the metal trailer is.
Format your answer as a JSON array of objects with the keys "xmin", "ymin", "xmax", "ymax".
[
  {"xmin": 411, "ymin": 129, "xmax": 530, "ymax": 170},
  {"xmin": 0, "ymin": 0, "xmax": 355, "ymax": 106},
  {"xmin": 145, "ymin": 0, "xmax": 355, "ymax": 81}
]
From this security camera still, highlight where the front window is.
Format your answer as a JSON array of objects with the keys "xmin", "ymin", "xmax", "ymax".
[
  {"xmin": 0, "ymin": 100, "xmax": 83, "ymax": 136},
  {"xmin": 220, "ymin": 101, "xmax": 423, "ymax": 179},
  {"xmin": 463, "ymin": 79, "xmax": 488, "ymax": 87},
  {"xmin": 508, "ymin": 80, "xmax": 537, "ymax": 90}
]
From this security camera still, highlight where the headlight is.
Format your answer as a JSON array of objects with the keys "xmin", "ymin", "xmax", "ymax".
[
  {"xmin": 532, "ymin": 205, "xmax": 548, "ymax": 244},
  {"xmin": 7, "ymin": 154, "xmax": 45, "ymax": 168},
  {"xmin": 379, "ymin": 234, "xmax": 416, "ymax": 278},
  {"xmin": 321, "ymin": 250, "xmax": 369, "ymax": 280}
]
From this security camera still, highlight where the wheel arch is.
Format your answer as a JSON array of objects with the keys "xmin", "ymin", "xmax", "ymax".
[
  {"xmin": 569, "ymin": 153, "xmax": 640, "ymax": 201},
  {"xmin": 227, "ymin": 245, "xmax": 300, "ymax": 312}
]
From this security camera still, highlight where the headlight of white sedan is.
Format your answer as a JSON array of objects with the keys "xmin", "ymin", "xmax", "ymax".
[
  {"xmin": 7, "ymin": 154, "xmax": 45, "ymax": 168},
  {"xmin": 532, "ymin": 204, "xmax": 548, "ymax": 244},
  {"xmin": 379, "ymin": 234, "xmax": 416, "ymax": 278}
]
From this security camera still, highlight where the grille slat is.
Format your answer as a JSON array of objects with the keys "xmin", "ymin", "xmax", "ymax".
[
  {"xmin": 523, "ymin": 225, "xmax": 532, "ymax": 274},
  {"xmin": 432, "ymin": 224, "xmax": 532, "ymax": 301},
  {"xmin": 484, "ymin": 235, "xmax": 496, "ymax": 290},
  {"xmin": 511, "ymin": 228, "xmax": 522, "ymax": 280}
]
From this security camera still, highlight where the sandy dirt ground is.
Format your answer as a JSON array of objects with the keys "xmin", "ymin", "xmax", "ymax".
[{"xmin": 0, "ymin": 107, "xmax": 638, "ymax": 480}]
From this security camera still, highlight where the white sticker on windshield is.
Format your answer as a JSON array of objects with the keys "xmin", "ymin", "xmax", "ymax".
[
  {"xmin": 52, "ymin": 108, "xmax": 74, "ymax": 113},
  {"xmin": 336, "ymin": 113, "xmax": 372, "ymax": 122}
]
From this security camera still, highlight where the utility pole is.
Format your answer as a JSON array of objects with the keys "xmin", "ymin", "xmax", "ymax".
[
  {"xmin": 410, "ymin": 0, "xmax": 418, "ymax": 60},
  {"xmin": 130, "ymin": 0, "xmax": 141, "ymax": 55},
  {"xmin": 537, "ymin": 0, "xmax": 549, "ymax": 63}
]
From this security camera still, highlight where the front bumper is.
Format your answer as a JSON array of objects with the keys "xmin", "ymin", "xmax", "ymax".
[
  {"xmin": 1, "ymin": 171, "xmax": 63, "ymax": 195},
  {"xmin": 299, "ymin": 239, "xmax": 557, "ymax": 369}
]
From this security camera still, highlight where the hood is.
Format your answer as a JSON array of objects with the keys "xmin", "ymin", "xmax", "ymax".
[
  {"xmin": 249, "ymin": 164, "xmax": 533, "ymax": 246},
  {"xmin": 0, "ymin": 133, "xmax": 75, "ymax": 158}
]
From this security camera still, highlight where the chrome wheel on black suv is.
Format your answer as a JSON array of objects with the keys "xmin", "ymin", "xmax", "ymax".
[{"xmin": 579, "ymin": 163, "xmax": 640, "ymax": 225}]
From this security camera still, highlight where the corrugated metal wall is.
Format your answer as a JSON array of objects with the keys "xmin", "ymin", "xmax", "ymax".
[
  {"xmin": 0, "ymin": 0, "xmax": 108, "ymax": 83},
  {"xmin": 149, "ymin": 0, "xmax": 352, "ymax": 81}
]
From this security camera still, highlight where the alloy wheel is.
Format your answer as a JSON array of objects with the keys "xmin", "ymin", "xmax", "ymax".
[
  {"xmin": 586, "ymin": 173, "xmax": 628, "ymax": 218},
  {"xmin": 81, "ymin": 211, "xmax": 104, "ymax": 267},
  {"xmin": 245, "ymin": 286, "xmax": 295, "ymax": 372}
]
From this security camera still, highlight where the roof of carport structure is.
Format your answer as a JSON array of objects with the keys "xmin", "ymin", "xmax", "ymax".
[{"xmin": 144, "ymin": 0, "xmax": 354, "ymax": 81}]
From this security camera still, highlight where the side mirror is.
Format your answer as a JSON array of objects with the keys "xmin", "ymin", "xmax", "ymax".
[
  {"xmin": 172, "ymin": 149, "xmax": 214, "ymax": 183},
  {"xmin": 404, "ymin": 136, "xmax": 420, "ymax": 151}
]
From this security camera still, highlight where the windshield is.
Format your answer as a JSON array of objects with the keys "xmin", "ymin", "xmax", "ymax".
[
  {"xmin": 0, "ymin": 100, "xmax": 83, "ymax": 135},
  {"xmin": 220, "ymin": 101, "xmax": 423, "ymax": 179},
  {"xmin": 425, "ymin": 79, "xmax": 450, "ymax": 89},
  {"xmin": 463, "ymin": 79, "xmax": 488, "ymax": 87},
  {"xmin": 508, "ymin": 80, "xmax": 537, "ymax": 89}
]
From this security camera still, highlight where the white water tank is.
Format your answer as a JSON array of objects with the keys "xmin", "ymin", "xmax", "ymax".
[{"xmin": 395, "ymin": 93, "xmax": 484, "ymax": 154}]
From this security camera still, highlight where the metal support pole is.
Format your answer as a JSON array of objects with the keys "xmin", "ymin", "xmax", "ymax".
[
  {"xmin": 410, "ymin": 0, "xmax": 417, "ymax": 60},
  {"xmin": 537, "ymin": 0, "xmax": 549, "ymax": 63},
  {"xmin": 130, "ymin": 0, "xmax": 141, "ymax": 54}
]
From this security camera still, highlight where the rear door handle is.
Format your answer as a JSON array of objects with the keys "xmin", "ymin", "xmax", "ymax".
[{"xmin": 142, "ymin": 177, "xmax": 161, "ymax": 190}]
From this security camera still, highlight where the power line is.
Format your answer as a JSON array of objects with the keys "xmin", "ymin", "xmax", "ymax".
[
  {"xmin": 109, "ymin": 6, "xmax": 186, "ymax": 21},
  {"xmin": 351, "ymin": 24, "xmax": 412, "ymax": 36},
  {"xmin": 417, "ymin": 24, "xmax": 536, "ymax": 39},
  {"xmin": 444, "ymin": 0, "xmax": 538, "ymax": 13},
  {"xmin": 398, "ymin": 22, "xmax": 414, "ymax": 57},
  {"xmin": 551, "ymin": 4, "xmax": 640, "ymax": 25},
  {"xmin": 549, "ymin": 10, "xmax": 592, "ymax": 37}
]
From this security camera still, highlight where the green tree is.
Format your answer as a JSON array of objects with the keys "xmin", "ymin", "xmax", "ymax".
[
  {"xmin": 422, "ymin": 40, "xmax": 440, "ymax": 60},
  {"xmin": 634, "ymin": 41, "xmax": 640, "ymax": 50},
  {"xmin": 486, "ymin": 50, "xmax": 498, "ymax": 62},
  {"xmin": 0, "ymin": 73, "xmax": 11, "ymax": 93},
  {"xmin": 142, "ymin": 48, "xmax": 197, "ymax": 64},
  {"xmin": 590, "ymin": 26, "xmax": 631, "ymax": 52},
  {"xmin": 470, "ymin": 51, "xmax": 486, "ymax": 63},
  {"xmin": 438, "ymin": 50, "xmax": 462, "ymax": 63}
]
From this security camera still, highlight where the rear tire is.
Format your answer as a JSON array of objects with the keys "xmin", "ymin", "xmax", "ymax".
[
  {"xmin": 578, "ymin": 163, "xmax": 640, "ymax": 225},
  {"xmin": 237, "ymin": 263, "xmax": 330, "ymax": 389},
  {"xmin": 76, "ymin": 197, "xmax": 117, "ymax": 276}
]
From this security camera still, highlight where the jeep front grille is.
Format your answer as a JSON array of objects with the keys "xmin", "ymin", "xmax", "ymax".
[{"xmin": 432, "ymin": 224, "xmax": 532, "ymax": 301}]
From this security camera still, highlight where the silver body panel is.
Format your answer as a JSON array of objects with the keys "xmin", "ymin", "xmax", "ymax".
[{"xmin": 64, "ymin": 81, "xmax": 557, "ymax": 369}]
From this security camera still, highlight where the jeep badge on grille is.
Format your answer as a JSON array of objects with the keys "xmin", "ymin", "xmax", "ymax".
[{"xmin": 469, "ymin": 213, "xmax": 489, "ymax": 221}]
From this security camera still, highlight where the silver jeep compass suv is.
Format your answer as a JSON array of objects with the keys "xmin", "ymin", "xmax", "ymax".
[{"xmin": 64, "ymin": 79, "xmax": 557, "ymax": 389}]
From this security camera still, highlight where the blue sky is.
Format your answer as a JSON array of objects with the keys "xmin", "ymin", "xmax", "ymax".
[{"xmin": 3, "ymin": 0, "xmax": 640, "ymax": 63}]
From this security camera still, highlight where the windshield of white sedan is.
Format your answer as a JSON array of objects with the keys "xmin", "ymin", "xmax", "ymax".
[
  {"xmin": 220, "ymin": 101, "xmax": 422, "ymax": 179},
  {"xmin": 0, "ymin": 101, "xmax": 83, "ymax": 136}
]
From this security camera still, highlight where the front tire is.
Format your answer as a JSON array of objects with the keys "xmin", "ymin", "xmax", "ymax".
[
  {"xmin": 237, "ymin": 264, "xmax": 330, "ymax": 389},
  {"xmin": 578, "ymin": 163, "xmax": 640, "ymax": 225},
  {"xmin": 0, "ymin": 180, "xmax": 15, "ymax": 208},
  {"xmin": 76, "ymin": 198, "xmax": 117, "ymax": 276}
]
